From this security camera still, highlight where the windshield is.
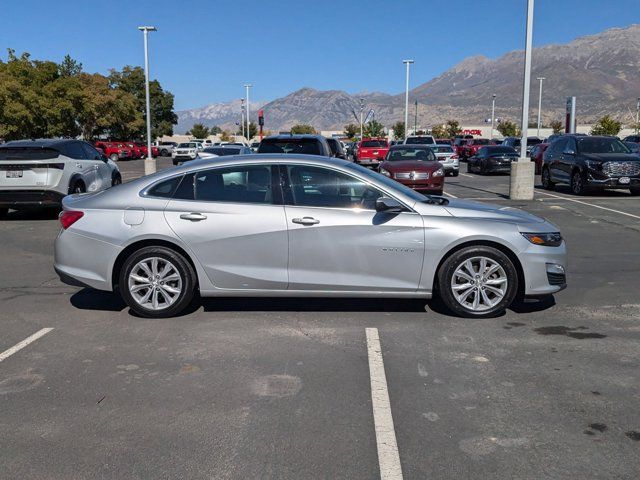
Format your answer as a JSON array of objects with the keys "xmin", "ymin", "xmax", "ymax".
[
  {"xmin": 473, "ymin": 139, "xmax": 491, "ymax": 145},
  {"xmin": 386, "ymin": 147, "xmax": 436, "ymax": 161},
  {"xmin": 361, "ymin": 140, "xmax": 387, "ymax": 148},
  {"xmin": 258, "ymin": 139, "xmax": 323, "ymax": 155},
  {"xmin": 577, "ymin": 137, "xmax": 630, "ymax": 154},
  {"xmin": 178, "ymin": 143, "xmax": 196, "ymax": 148},
  {"xmin": 405, "ymin": 136, "xmax": 433, "ymax": 144}
]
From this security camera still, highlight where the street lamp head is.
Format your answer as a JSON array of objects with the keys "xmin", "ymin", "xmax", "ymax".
[
  {"xmin": 492, "ymin": 94, "xmax": 496, "ymax": 99},
  {"xmin": 138, "ymin": 26, "xmax": 157, "ymax": 31},
  {"xmin": 244, "ymin": 84, "xmax": 253, "ymax": 88},
  {"xmin": 537, "ymin": 77, "xmax": 546, "ymax": 81},
  {"xmin": 402, "ymin": 59, "xmax": 414, "ymax": 64}
]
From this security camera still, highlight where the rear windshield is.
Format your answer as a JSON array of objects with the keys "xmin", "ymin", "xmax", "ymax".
[
  {"xmin": 474, "ymin": 139, "xmax": 491, "ymax": 145},
  {"xmin": 258, "ymin": 139, "xmax": 323, "ymax": 155},
  {"xmin": 361, "ymin": 140, "xmax": 388, "ymax": 148},
  {"xmin": 203, "ymin": 147, "xmax": 241, "ymax": 156},
  {"xmin": 527, "ymin": 138, "xmax": 542, "ymax": 146},
  {"xmin": 0, "ymin": 147, "xmax": 59, "ymax": 160},
  {"xmin": 577, "ymin": 137, "xmax": 630, "ymax": 154},
  {"xmin": 430, "ymin": 146, "xmax": 454, "ymax": 153},
  {"xmin": 405, "ymin": 136, "xmax": 433, "ymax": 144},
  {"xmin": 487, "ymin": 146, "xmax": 518, "ymax": 154}
]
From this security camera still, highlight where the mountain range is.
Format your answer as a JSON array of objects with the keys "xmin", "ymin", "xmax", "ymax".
[{"xmin": 176, "ymin": 24, "xmax": 640, "ymax": 134}]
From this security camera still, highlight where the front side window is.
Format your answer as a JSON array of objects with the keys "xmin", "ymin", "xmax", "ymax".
[
  {"xmin": 82, "ymin": 143, "xmax": 102, "ymax": 160},
  {"xmin": 285, "ymin": 165, "xmax": 383, "ymax": 210}
]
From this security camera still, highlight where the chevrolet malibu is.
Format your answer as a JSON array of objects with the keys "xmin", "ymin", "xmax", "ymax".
[{"xmin": 54, "ymin": 155, "xmax": 567, "ymax": 318}]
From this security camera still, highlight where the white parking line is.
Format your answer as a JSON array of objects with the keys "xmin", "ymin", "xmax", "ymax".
[
  {"xmin": 0, "ymin": 328, "xmax": 54, "ymax": 363},
  {"xmin": 366, "ymin": 328, "xmax": 403, "ymax": 480},
  {"xmin": 459, "ymin": 173, "xmax": 473, "ymax": 178},
  {"xmin": 536, "ymin": 191, "xmax": 640, "ymax": 220},
  {"xmin": 443, "ymin": 191, "xmax": 458, "ymax": 198}
]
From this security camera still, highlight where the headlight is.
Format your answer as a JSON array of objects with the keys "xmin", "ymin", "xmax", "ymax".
[
  {"xmin": 585, "ymin": 160, "xmax": 602, "ymax": 170},
  {"xmin": 379, "ymin": 168, "xmax": 391, "ymax": 177},
  {"xmin": 521, "ymin": 232, "xmax": 563, "ymax": 247},
  {"xmin": 432, "ymin": 168, "xmax": 445, "ymax": 177}
]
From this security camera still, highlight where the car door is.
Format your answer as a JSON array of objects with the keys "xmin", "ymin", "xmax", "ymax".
[
  {"xmin": 560, "ymin": 137, "xmax": 577, "ymax": 179},
  {"xmin": 82, "ymin": 143, "xmax": 111, "ymax": 190},
  {"xmin": 65, "ymin": 141, "xmax": 98, "ymax": 190},
  {"xmin": 281, "ymin": 164, "xmax": 424, "ymax": 292},
  {"xmin": 163, "ymin": 164, "xmax": 289, "ymax": 290},
  {"xmin": 548, "ymin": 138, "xmax": 567, "ymax": 182}
]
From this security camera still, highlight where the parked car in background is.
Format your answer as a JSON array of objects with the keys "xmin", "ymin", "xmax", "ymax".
[
  {"xmin": 428, "ymin": 145, "xmax": 459, "ymax": 176},
  {"xmin": 172, "ymin": 142, "xmax": 201, "ymax": 165},
  {"xmin": 0, "ymin": 139, "xmax": 121, "ymax": 216},
  {"xmin": 55, "ymin": 154, "xmax": 566, "ymax": 318},
  {"xmin": 501, "ymin": 137, "xmax": 543, "ymax": 156},
  {"xmin": 624, "ymin": 141, "xmax": 640, "ymax": 154},
  {"xmin": 94, "ymin": 141, "xmax": 133, "ymax": 162},
  {"xmin": 404, "ymin": 135, "xmax": 435, "ymax": 145},
  {"xmin": 379, "ymin": 145, "xmax": 445, "ymax": 194},
  {"xmin": 541, "ymin": 135, "xmax": 640, "ymax": 195},
  {"xmin": 622, "ymin": 135, "xmax": 640, "ymax": 144},
  {"xmin": 467, "ymin": 146, "xmax": 519, "ymax": 175},
  {"xmin": 435, "ymin": 138, "xmax": 453, "ymax": 145},
  {"xmin": 325, "ymin": 137, "xmax": 347, "ymax": 159},
  {"xmin": 529, "ymin": 143, "xmax": 550, "ymax": 174},
  {"xmin": 460, "ymin": 138, "xmax": 492, "ymax": 160},
  {"xmin": 344, "ymin": 142, "xmax": 358, "ymax": 159},
  {"xmin": 453, "ymin": 137, "xmax": 471, "ymax": 158},
  {"xmin": 155, "ymin": 141, "xmax": 177, "ymax": 157},
  {"xmin": 124, "ymin": 142, "xmax": 143, "ymax": 159},
  {"xmin": 355, "ymin": 137, "xmax": 390, "ymax": 168},
  {"xmin": 257, "ymin": 134, "xmax": 332, "ymax": 156},
  {"xmin": 135, "ymin": 142, "xmax": 159, "ymax": 158},
  {"xmin": 198, "ymin": 145, "xmax": 252, "ymax": 158},
  {"xmin": 250, "ymin": 142, "xmax": 260, "ymax": 153}
]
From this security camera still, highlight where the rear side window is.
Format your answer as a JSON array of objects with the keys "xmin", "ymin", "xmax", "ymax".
[
  {"xmin": 145, "ymin": 176, "xmax": 183, "ymax": 198},
  {"xmin": 82, "ymin": 143, "xmax": 102, "ymax": 160}
]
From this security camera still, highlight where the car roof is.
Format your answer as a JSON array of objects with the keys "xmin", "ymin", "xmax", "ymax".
[{"xmin": 2, "ymin": 138, "xmax": 77, "ymax": 148}]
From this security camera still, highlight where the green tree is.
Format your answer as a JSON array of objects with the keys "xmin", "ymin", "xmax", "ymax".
[
  {"xmin": 443, "ymin": 120, "xmax": 462, "ymax": 138},
  {"xmin": 59, "ymin": 54, "xmax": 82, "ymax": 77},
  {"xmin": 343, "ymin": 123, "xmax": 358, "ymax": 139},
  {"xmin": 431, "ymin": 124, "xmax": 447, "ymax": 139},
  {"xmin": 364, "ymin": 120, "xmax": 385, "ymax": 137},
  {"xmin": 391, "ymin": 121, "xmax": 405, "ymax": 140},
  {"xmin": 220, "ymin": 130, "xmax": 232, "ymax": 142},
  {"xmin": 210, "ymin": 125, "xmax": 222, "ymax": 135},
  {"xmin": 290, "ymin": 124, "xmax": 316, "ymax": 134},
  {"xmin": 590, "ymin": 115, "xmax": 621, "ymax": 136},
  {"xmin": 549, "ymin": 120, "xmax": 563, "ymax": 134},
  {"xmin": 187, "ymin": 123, "xmax": 210, "ymax": 138},
  {"xmin": 497, "ymin": 120, "xmax": 520, "ymax": 137},
  {"xmin": 237, "ymin": 121, "xmax": 258, "ymax": 139}
]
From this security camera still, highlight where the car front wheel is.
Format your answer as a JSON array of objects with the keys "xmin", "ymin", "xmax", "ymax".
[
  {"xmin": 570, "ymin": 170, "xmax": 588, "ymax": 195},
  {"xmin": 437, "ymin": 246, "xmax": 518, "ymax": 318},
  {"xmin": 541, "ymin": 167, "xmax": 555, "ymax": 190},
  {"xmin": 119, "ymin": 246, "xmax": 197, "ymax": 318}
]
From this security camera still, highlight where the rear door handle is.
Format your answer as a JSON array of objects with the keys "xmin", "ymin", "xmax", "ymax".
[
  {"xmin": 180, "ymin": 212, "xmax": 207, "ymax": 221},
  {"xmin": 292, "ymin": 217, "xmax": 320, "ymax": 226}
]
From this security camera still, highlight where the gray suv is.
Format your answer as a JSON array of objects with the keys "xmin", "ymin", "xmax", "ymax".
[{"xmin": 0, "ymin": 139, "xmax": 121, "ymax": 215}]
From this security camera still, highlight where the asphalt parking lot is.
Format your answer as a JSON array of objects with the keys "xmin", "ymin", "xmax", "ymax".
[{"xmin": 1, "ymin": 157, "xmax": 639, "ymax": 479}]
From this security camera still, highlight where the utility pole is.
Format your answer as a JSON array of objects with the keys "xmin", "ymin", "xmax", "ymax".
[
  {"xmin": 636, "ymin": 97, "xmax": 640, "ymax": 134},
  {"xmin": 491, "ymin": 94, "xmax": 496, "ymax": 139},
  {"xmin": 414, "ymin": 100, "xmax": 418, "ymax": 134},
  {"xmin": 509, "ymin": 0, "xmax": 535, "ymax": 200},
  {"xmin": 240, "ymin": 98, "xmax": 245, "ymax": 139},
  {"xmin": 244, "ymin": 84, "xmax": 252, "ymax": 142},
  {"xmin": 138, "ymin": 26, "xmax": 157, "ymax": 175},
  {"xmin": 536, "ymin": 77, "xmax": 545, "ymax": 137},
  {"xmin": 403, "ymin": 60, "xmax": 414, "ymax": 140},
  {"xmin": 360, "ymin": 98, "xmax": 364, "ymax": 139}
]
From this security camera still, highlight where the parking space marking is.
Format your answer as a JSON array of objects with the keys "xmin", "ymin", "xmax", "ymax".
[
  {"xmin": 0, "ymin": 328, "xmax": 54, "ymax": 363},
  {"xmin": 443, "ymin": 191, "xmax": 458, "ymax": 198},
  {"xmin": 459, "ymin": 173, "xmax": 473, "ymax": 178},
  {"xmin": 536, "ymin": 191, "xmax": 640, "ymax": 220},
  {"xmin": 366, "ymin": 328, "xmax": 403, "ymax": 480}
]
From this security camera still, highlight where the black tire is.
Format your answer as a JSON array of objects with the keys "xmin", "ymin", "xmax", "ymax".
[
  {"xmin": 436, "ymin": 245, "xmax": 518, "ymax": 318},
  {"xmin": 541, "ymin": 167, "xmax": 555, "ymax": 190},
  {"xmin": 119, "ymin": 246, "xmax": 197, "ymax": 318},
  {"xmin": 70, "ymin": 181, "xmax": 86, "ymax": 194},
  {"xmin": 112, "ymin": 173, "xmax": 122, "ymax": 187},
  {"xmin": 466, "ymin": 162, "xmax": 474, "ymax": 174},
  {"xmin": 0, "ymin": 207, "xmax": 8, "ymax": 219},
  {"xmin": 452, "ymin": 170, "xmax": 459, "ymax": 177},
  {"xmin": 570, "ymin": 169, "xmax": 588, "ymax": 195},
  {"xmin": 109, "ymin": 153, "xmax": 119, "ymax": 162},
  {"xmin": 630, "ymin": 187, "xmax": 640, "ymax": 196},
  {"xmin": 160, "ymin": 148, "xmax": 169, "ymax": 157}
]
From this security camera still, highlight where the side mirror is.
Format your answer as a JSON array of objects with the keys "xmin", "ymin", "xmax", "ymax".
[{"xmin": 375, "ymin": 196, "xmax": 404, "ymax": 213}]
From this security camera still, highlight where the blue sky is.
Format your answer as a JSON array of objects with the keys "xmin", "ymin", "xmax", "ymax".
[{"xmin": 0, "ymin": 0, "xmax": 637, "ymax": 110}]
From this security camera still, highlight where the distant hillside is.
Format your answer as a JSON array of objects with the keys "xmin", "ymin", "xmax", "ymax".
[{"xmin": 177, "ymin": 24, "xmax": 640, "ymax": 133}]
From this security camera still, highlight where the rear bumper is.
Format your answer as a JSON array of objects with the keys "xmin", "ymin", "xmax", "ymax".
[{"xmin": 0, "ymin": 189, "xmax": 65, "ymax": 208}]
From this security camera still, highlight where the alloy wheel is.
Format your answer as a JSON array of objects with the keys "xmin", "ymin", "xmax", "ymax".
[
  {"xmin": 571, "ymin": 172, "xmax": 584, "ymax": 195},
  {"xmin": 127, "ymin": 257, "xmax": 183, "ymax": 311},
  {"xmin": 450, "ymin": 256, "xmax": 508, "ymax": 312}
]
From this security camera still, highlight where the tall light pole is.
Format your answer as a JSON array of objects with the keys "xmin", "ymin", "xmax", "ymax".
[
  {"xmin": 403, "ymin": 60, "xmax": 414, "ymax": 139},
  {"xmin": 414, "ymin": 100, "xmax": 418, "ymax": 134},
  {"xmin": 509, "ymin": 0, "xmax": 535, "ymax": 200},
  {"xmin": 491, "ymin": 94, "xmax": 496, "ymax": 139},
  {"xmin": 360, "ymin": 98, "xmax": 364, "ymax": 139},
  {"xmin": 244, "ymin": 84, "xmax": 252, "ymax": 142},
  {"xmin": 138, "ymin": 26, "xmax": 157, "ymax": 175},
  {"xmin": 536, "ymin": 77, "xmax": 545, "ymax": 137},
  {"xmin": 240, "ymin": 98, "xmax": 245, "ymax": 138},
  {"xmin": 636, "ymin": 97, "xmax": 640, "ymax": 134}
]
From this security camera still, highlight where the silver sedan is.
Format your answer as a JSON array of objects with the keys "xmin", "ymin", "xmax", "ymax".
[{"xmin": 54, "ymin": 154, "xmax": 567, "ymax": 318}]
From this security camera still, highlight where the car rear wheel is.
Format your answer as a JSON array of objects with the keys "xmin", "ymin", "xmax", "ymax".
[
  {"xmin": 630, "ymin": 187, "xmax": 640, "ymax": 196},
  {"xmin": 70, "ymin": 181, "xmax": 86, "ymax": 194},
  {"xmin": 119, "ymin": 246, "xmax": 196, "ymax": 318},
  {"xmin": 112, "ymin": 173, "xmax": 122, "ymax": 186},
  {"xmin": 541, "ymin": 167, "xmax": 555, "ymax": 190},
  {"xmin": 570, "ymin": 170, "xmax": 588, "ymax": 195},
  {"xmin": 437, "ymin": 246, "xmax": 518, "ymax": 318},
  {"xmin": 109, "ymin": 153, "xmax": 119, "ymax": 162}
]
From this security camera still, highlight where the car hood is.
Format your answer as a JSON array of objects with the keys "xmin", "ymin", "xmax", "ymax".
[
  {"xmin": 582, "ymin": 153, "xmax": 640, "ymax": 162},
  {"xmin": 381, "ymin": 160, "xmax": 441, "ymax": 171},
  {"xmin": 442, "ymin": 199, "xmax": 546, "ymax": 225}
]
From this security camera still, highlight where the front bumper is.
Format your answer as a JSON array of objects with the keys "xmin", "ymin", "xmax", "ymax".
[
  {"xmin": 395, "ymin": 178, "xmax": 444, "ymax": 192},
  {"xmin": 586, "ymin": 175, "xmax": 640, "ymax": 188},
  {"xmin": 520, "ymin": 241, "xmax": 568, "ymax": 296},
  {"xmin": 0, "ymin": 189, "xmax": 65, "ymax": 208}
]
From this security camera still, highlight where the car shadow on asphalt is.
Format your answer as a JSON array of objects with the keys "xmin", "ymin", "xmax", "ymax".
[
  {"xmin": 1, "ymin": 209, "xmax": 60, "ymax": 221},
  {"xmin": 70, "ymin": 289, "xmax": 126, "ymax": 312},
  {"xmin": 446, "ymin": 180, "xmax": 510, "ymax": 199}
]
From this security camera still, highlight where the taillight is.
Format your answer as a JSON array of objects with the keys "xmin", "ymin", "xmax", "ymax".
[
  {"xmin": 59, "ymin": 210, "xmax": 84, "ymax": 230},
  {"xmin": 451, "ymin": 155, "xmax": 459, "ymax": 159}
]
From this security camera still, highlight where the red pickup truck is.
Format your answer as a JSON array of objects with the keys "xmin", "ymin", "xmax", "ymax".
[
  {"xmin": 94, "ymin": 141, "xmax": 133, "ymax": 162},
  {"xmin": 355, "ymin": 138, "xmax": 389, "ymax": 168},
  {"xmin": 135, "ymin": 142, "xmax": 159, "ymax": 158},
  {"xmin": 460, "ymin": 138, "xmax": 492, "ymax": 160}
]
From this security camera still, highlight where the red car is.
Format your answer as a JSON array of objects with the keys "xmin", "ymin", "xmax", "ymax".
[
  {"xmin": 460, "ymin": 138, "xmax": 492, "ymax": 160},
  {"xmin": 135, "ymin": 142, "xmax": 159, "ymax": 158},
  {"xmin": 94, "ymin": 141, "xmax": 133, "ymax": 162},
  {"xmin": 529, "ymin": 142, "xmax": 549, "ymax": 174},
  {"xmin": 355, "ymin": 137, "xmax": 389, "ymax": 168},
  {"xmin": 453, "ymin": 137, "xmax": 471, "ymax": 158},
  {"xmin": 378, "ymin": 145, "xmax": 445, "ymax": 195},
  {"xmin": 124, "ymin": 142, "xmax": 143, "ymax": 159}
]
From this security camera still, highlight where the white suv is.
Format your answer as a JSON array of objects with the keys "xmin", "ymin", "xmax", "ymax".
[
  {"xmin": 0, "ymin": 139, "xmax": 121, "ymax": 216},
  {"xmin": 172, "ymin": 142, "xmax": 203, "ymax": 165},
  {"xmin": 404, "ymin": 135, "xmax": 436, "ymax": 145}
]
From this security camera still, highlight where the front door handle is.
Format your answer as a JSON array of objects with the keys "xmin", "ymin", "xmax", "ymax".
[
  {"xmin": 180, "ymin": 212, "xmax": 207, "ymax": 221},
  {"xmin": 292, "ymin": 217, "xmax": 320, "ymax": 226}
]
